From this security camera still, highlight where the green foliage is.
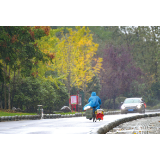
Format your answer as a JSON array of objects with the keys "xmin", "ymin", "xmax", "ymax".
[
  {"xmin": 104, "ymin": 97, "xmax": 127, "ymax": 109},
  {"xmin": 150, "ymin": 82, "xmax": 160, "ymax": 99},
  {"xmin": 87, "ymin": 75, "xmax": 101, "ymax": 95},
  {"xmin": 51, "ymin": 82, "xmax": 69, "ymax": 111},
  {"xmin": 2, "ymin": 26, "xmax": 160, "ymax": 112},
  {"xmin": 11, "ymin": 76, "xmax": 68, "ymax": 113},
  {"xmin": 104, "ymin": 99, "xmax": 116, "ymax": 109},
  {"xmin": 116, "ymin": 97, "xmax": 127, "ymax": 103},
  {"xmin": 0, "ymin": 63, "xmax": 3, "ymax": 82},
  {"xmin": 0, "ymin": 26, "xmax": 48, "ymax": 79},
  {"xmin": 147, "ymin": 103, "xmax": 160, "ymax": 109},
  {"xmin": 13, "ymin": 77, "xmax": 44, "ymax": 112}
]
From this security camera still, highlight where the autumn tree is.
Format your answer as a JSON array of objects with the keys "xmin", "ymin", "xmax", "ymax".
[
  {"xmin": 33, "ymin": 27, "xmax": 68, "ymax": 94},
  {"xmin": 52, "ymin": 27, "xmax": 102, "ymax": 106},
  {"xmin": 100, "ymin": 44, "xmax": 143, "ymax": 109},
  {"xmin": 0, "ymin": 26, "xmax": 50, "ymax": 110}
]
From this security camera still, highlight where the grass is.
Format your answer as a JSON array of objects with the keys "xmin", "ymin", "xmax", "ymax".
[
  {"xmin": 103, "ymin": 109, "xmax": 120, "ymax": 112},
  {"xmin": 54, "ymin": 109, "xmax": 121, "ymax": 115},
  {"xmin": 146, "ymin": 105, "xmax": 160, "ymax": 110},
  {"xmin": 54, "ymin": 111, "xmax": 85, "ymax": 115},
  {"xmin": 0, "ymin": 110, "xmax": 37, "ymax": 117}
]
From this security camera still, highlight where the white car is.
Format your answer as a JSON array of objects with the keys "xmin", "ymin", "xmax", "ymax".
[{"xmin": 121, "ymin": 97, "xmax": 145, "ymax": 114}]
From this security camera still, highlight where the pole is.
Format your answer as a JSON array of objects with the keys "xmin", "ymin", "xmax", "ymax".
[
  {"xmin": 41, "ymin": 108, "xmax": 43, "ymax": 119},
  {"xmin": 37, "ymin": 105, "xmax": 43, "ymax": 119},
  {"xmin": 77, "ymin": 91, "xmax": 79, "ymax": 112}
]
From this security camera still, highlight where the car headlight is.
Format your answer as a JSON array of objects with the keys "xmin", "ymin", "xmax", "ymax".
[
  {"xmin": 137, "ymin": 104, "xmax": 141, "ymax": 109},
  {"xmin": 121, "ymin": 105, "xmax": 125, "ymax": 109}
]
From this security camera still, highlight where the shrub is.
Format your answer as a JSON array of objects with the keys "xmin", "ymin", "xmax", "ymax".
[
  {"xmin": 116, "ymin": 97, "xmax": 127, "ymax": 104},
  {"xmin": 104, "ymin": 97, "xmax": 127, "ymax": 109}
]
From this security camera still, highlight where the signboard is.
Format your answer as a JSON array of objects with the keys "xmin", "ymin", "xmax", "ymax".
[
  {"xmin": 71, "ymin": 96, "xmax": 77, "ymax": 104},
  {"xmin": 78, "ymin": 96, "xmax": 81, "ymax": 105}
]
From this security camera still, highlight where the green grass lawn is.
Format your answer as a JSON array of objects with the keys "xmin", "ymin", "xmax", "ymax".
[
  {"xmin": 54, "ymin": 111, "xmax": 85, "ymax": 115},
  {"xmin": 0, "ymin": 111, "xmax": 37, "ymax": 117},
  {"xmin": 103, "ymin": 109, "xmax": 120, "ymax": 112}
]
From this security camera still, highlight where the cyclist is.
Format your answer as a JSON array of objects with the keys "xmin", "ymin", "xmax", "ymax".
[{"xmin": 83, "ymin": 92, "xmax": 101, "ymax": 111}]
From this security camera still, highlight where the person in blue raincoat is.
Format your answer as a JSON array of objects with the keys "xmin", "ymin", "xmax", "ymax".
[{"xmin": 83, "ymin": 92, "xmax": 101, "ymax": 111}]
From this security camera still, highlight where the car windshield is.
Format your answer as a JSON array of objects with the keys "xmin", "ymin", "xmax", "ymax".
[{"xmin": 124, "ymin": 99, "xmax": 141, "ymax": 103}]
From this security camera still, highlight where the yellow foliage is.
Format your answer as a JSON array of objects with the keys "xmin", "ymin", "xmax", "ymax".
[
  {"xmin": 30, "ymin": 28, "xmax": 63, "ymax": 83},
  {"xmin": 33, "ymin": 27, "xmax": 103, "ymax": 93}
]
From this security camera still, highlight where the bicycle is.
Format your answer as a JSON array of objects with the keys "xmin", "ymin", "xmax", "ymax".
[{"xmin": 86, "ymin": 106, "xmax": 102, "ymax": 122}]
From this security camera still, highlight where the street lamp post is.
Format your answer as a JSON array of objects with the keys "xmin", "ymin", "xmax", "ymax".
[{"xmin": 37, "ymin": 105, "xmax": 43, "ymax": 119}]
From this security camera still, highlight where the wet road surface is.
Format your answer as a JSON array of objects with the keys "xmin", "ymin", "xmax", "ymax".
[{"xmin": 0, "ymin": 112, "xmax": 160, "ymax": 134}]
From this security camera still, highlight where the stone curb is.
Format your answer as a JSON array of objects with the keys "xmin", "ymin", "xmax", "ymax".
[
  {"xmin": 0, "ymin": 111, "xmax": 120, "ymax": 122},
  {"xmin": 0, "ymin": 115, "xmax": 41, "ymax": 122},
  {"xmin": 97, "ymin": 112, "xmax": 160, "ymax": 134},
  {"xmin": 0, "ymin": 110, "xmax": 155, "ymax": 122}
]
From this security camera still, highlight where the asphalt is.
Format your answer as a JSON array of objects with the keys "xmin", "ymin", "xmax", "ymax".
[{"xmin": 0, "ymin": 113, "xmax": 143, "ymax": 134}]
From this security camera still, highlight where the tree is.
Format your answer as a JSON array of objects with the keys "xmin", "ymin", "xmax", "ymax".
[
  {"xmin": 0, "ymin": 26, "xmax": 50, "ymax": 110},
  {"xmin": 12, "ymin": 77, "xmax": 55, "ymax": 112},
  {"xmin": 33, "ymin": 27, "xmax": 66, "ymax": 85},
  {"xmin": 100, "ymin": 44, "xmax": 143, "ymax": 109},
  {"xmin": 54, "ymin": 26, "xmax": 102, "ymax": 104}
]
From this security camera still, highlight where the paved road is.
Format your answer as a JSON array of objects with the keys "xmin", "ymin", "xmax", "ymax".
[{"xmin": 0, "ymin": 111, "xmax": 159, "ymax": 134}]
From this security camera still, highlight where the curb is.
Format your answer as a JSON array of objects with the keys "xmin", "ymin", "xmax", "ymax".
[
  {"xmin": 0, "ymin": 115, "xmax": 41, "ymax": 122},
  {"xmin": 0, "ymin": 111, "xmax": 119, "ymax": 122},
  {"xmin": 97, "ymin": 112, "xmax": 160, "ymax": 134},
  {"xmin": 0, "ymin": 110, "xmax": 156, "ymax": 122}
]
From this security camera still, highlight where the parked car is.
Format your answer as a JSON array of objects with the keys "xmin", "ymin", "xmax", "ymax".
[{"xmin": 121, "ymin": 97, "xmax": 145, "ymax": 114}]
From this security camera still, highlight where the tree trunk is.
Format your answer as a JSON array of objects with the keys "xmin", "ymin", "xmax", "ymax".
[
  {"xmin": 11, "ymin": 69, "xmax": 16, "ymax": 108},
  {"xmin": 113, "ymin": 98, "xmax": 115, "ymax": 110},
  {"xmin": 155, "ymin": 61, "xmax": 158, "ymax": 82},
  {"xmin": 68, "ymin": 84, "xmax": 71, "ymax": 108},
  {"xmin": 0, "ymin": 91, "xmax": 2, "ymax": 109},
  {"xmin": 4, "ymin": 64, "xmax": 7, "ymax": 109},
  {"xmin": 83, "ymin": 46, "xmax": 87, "ymax": 106},
  {"xmin": 113, "ymin": 95, "xmax": 116, "ymax": 110},
  {"xmin": 83, "ymin": 73, "xmax": 87, "ymax": 106},
  {"xmin": 68, "ymin": 43, "xmax": 72, "ymax": 109},
  {"xmin": 8, "ymin": 66, "xmax": 11, "ymax": 110},
  {"xmin": 0, "ymin": 83, "xmax": 3, "ymax": 109},
  {"xmin": 108, "ymin": 99, "xmax": 111, "ymax": 110}
]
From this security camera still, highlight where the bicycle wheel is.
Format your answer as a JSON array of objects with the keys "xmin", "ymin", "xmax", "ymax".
[
  {"xmin": 93, "ymin": 111, "xmax": 95, "ymax": 122},
  {"xmin": 93, "ymin": 108, "xmax": 96, "ymax": 122}
]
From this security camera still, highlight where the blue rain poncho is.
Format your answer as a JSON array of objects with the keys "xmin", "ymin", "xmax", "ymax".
[{"xmin": 83, "ymin": 92, "xmax": 101, "ymax": 111}]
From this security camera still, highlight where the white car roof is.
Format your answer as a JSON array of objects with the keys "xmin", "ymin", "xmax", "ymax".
[{"xmin": 126, "ymin": 98, "xmax": 142, "ymax": 99}]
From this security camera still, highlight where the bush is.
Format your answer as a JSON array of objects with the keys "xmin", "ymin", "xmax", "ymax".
[
  {"xmin": 12, "ymin": 76, "xmax": 68, "ymax": 113},
  {"xmin": 147, "ymin": 98, "xmax": 160, "ymax": 106},
  {"xmin": 152, "ymin": 104, "xmax": 160, "ymax": 109},
  {"xmin": 104, "ymin": 97, "xmax": 127, "ymax": 109},
  {"xmin": 116, "ymin": 97, "xmax": 127, "ymax": 104},
  {"xmin": 104, "ymin": 99, "xmax": 118, "ymax": 109}
]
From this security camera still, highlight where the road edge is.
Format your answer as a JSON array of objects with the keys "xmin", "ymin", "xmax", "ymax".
[{"xmin": 97, "ymin": 112, "xmax": 160, "ymax": 134}]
